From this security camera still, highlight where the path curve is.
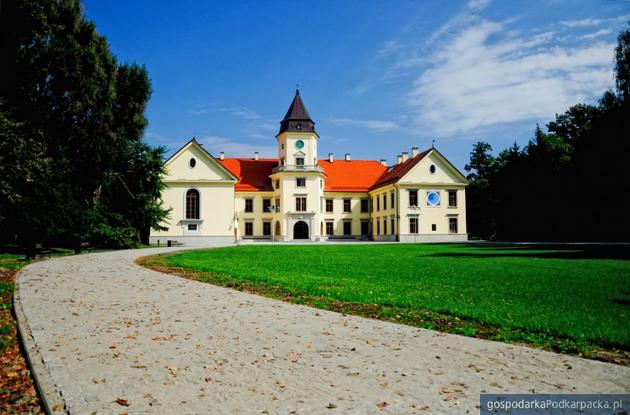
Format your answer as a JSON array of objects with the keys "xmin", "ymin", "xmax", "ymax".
[{"xmin": 16, "ymin": 246, "xmax": 630, "ymax": 414}]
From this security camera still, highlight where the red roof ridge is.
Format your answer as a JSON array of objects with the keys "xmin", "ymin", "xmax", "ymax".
[{"xmin": 370, "ymin": 149, "xmax": 431, "ymax": 190}]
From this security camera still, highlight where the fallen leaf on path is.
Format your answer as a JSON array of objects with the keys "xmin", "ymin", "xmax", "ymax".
[{"xmin": 116, "ymin": 397, "xmax": 129, "ymax": 406}]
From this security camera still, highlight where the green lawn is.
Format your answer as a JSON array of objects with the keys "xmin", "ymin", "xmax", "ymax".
[{"xmin": 149, "ymin": 243, "xmax": 630, "ymax": 355}]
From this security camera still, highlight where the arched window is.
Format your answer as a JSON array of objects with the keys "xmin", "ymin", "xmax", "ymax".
[{"xmin": 186, "ymin": 189, "xmax": 199, "ymax": 219}]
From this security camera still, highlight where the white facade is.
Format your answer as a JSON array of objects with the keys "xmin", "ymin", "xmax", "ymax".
[{"xmin": 150, "ymin": 92, "xmax": 468, "ymax": 245}]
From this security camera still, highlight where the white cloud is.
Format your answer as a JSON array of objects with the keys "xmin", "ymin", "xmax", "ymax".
[
  {"xmin": 329, "ymin": 117, "xmax": 399, "ymax": 133},
  {"xmin": 408, "ymin": 20, "xmax": 615, "ymax": 136},
  {"xmin": 199, "ymin": 135, "xmax": 276, "ymax": 158},
  {"xmin": 188, "ymin": 104, "xmax": 210, "ymax": 115},
  {"xmin": 560, "ymin": 15, "xmax": 630, "ymax": 28},
  {"xmin": 467, "ymin": 0, "xmax": 491, "ymax": 12},
  {"xmin": 377, "ymin": 40, "xmax": 404, "ymax": 57},
  {"xmin": 580, "ymin": 28, "xmax": 613, "ymax": 40}
]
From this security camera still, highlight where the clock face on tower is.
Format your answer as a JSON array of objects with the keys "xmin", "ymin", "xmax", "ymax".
[{"xmin": 295, "ymin": 140, "xmax": 304, "ymax": 150}]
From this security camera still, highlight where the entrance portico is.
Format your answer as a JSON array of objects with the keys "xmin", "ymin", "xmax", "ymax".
[{"xmin": 287, "ymin": 213, "xmax": 316, "ymax": 241}]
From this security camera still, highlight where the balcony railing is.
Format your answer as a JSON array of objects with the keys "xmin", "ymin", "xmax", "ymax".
[{"xmin": 271, "ymin": 164, "xmax": 324, "ymax": 174}]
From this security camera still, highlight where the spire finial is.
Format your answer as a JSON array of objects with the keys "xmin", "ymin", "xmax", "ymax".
[
  {"xmin": 296, "ymin": 83, "xmax": 300, "ymax": 94},
  {"xmin": 432, "ymin": 138, "xmax": 436, "ymax": 148}
]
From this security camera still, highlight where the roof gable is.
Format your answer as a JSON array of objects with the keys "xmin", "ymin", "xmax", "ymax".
[
  {"xmin": 400, "ymin": 149, "xmax": 467, "ymax": 184},
  {"xmin": 165, "ymin": 139, "xmax": 238, "ymax": 182},
  {"xmin": 370, "ymin": 148, "xmax": 467, "ymax": 190},
  {"xmin": 370, "ymin": 149, "xmax": 431, "ymax": 190}
]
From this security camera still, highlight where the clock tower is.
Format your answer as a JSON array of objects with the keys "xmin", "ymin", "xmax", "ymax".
[{"xmin": 270, "ymin": 89, "xmax": 325, "ymax": 241}]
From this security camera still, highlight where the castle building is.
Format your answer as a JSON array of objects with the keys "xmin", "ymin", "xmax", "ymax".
[{"xmin": 150, "ymin": 90, "xmax": 468, "ymax": 244}]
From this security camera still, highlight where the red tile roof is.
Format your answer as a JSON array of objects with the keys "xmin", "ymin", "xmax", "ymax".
[
  {"xmin": 219, "ymin": 157, "xmax": 412, "ymax": 193},
  {"xmin": 219, "ymin": 158, "xmax": 276, "ymax": 191},
  {"xmin": 370, "ymin": 150, "xmax": 431, "ymax": 190},
  {"xmin": 318, "ymin": 160, "xmax": 388, "ymax": 192}
]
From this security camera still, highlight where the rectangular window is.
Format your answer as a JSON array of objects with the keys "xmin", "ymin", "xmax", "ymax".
[
  {"xmin": 391, "ymin": 192, "xmax": 395, "ymax": 209},
  {"xmin": 245, "ymin": 222, "xmax": 253, "ymax": 236},
  {"xmin": 263, "ymin": 221, "xmax": 271, "ymax": 236},
  {"xmin": 188, "ymin": 224, "xmax": 197, "ymax": 231},
  {"xmin": 383, "ymin": 218, "xmax": 387, "ymax": 235},
  {"xmin": 275, "ymin": 198, "xmax": 280, "ymax": 211},
  {"xmin": 360, "ymin": 220, "xmax": 369, "ymax": 235},
  {"xmin": 410, "ymin": 218, "xmax": 418, "ymax": 234},
  {"xmin": 360, "ymin": 199, "xmax": 369, "ymax": 213},
  {"xmin": 449, "ymin": 217, "xmax": 458, "ymax": 234},
  {"xmin": 376, "ymin": 196, "xmax": 380, "ymax": 211},
  {"xmin": 245, "ymin": 198, "xmax": 253, "ymax": 213},
  {"xmin": 275, "ymin": 180, "xmax": 280, "ymax": 189},
  {"xmin": 263, "ymin": 199, "xmax": 271, "ymax": 212},
  {"xmin": 343, "ymin": 221, "xmax": 352, "ymax": 236},
  {"xmin": 409, "ymin": 190, "xmax": 418, "ymax": 207},
  {"xmin": 391, "ymin": 219, "xmax": 395, "ymax": 235},
  {"xmin": 377, "ymin": 221, "xmax": 380, "ymax": 235},
  {"xmin": 383, "ymin": 194, "xmax": 387, "ymax": 210},
  {"xmin": 343, "ymin": 199, "xmax": 351, "ymax": 213},
  {"xmin": 448, "ymin": 190, "xmax": 457, "ymax": 207},
  {"xmin": 325, "ymin": 221, "xmax": 334, "ymax": 235},
  {"xmin": 432, "ymin": 224, "xmax": 437, "ymax": 231},
  {"xmin": 295, "ymin": 197, "xmax": 307, "ymax": 212},
  {"xmin": 325, "ymin": 199, "xmax": 333, "ymax": 213},
  {"xmin": 296, "ymin": 177, "xmax": 306, "ymax": 187},
  {"xmin": 295, "ymin": 157, "xmax": 304, "ymax": 166}
]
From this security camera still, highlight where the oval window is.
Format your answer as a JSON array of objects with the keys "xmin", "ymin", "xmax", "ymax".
[
  {"xmin": 430, "ymin": 164, "xmax": 436, "ymax": 174},
  {"xmin": 189, "ymin": 158, "xmax": 196, "ymax": 168},
  {"xmin": 426, "ymin": 191, "xmax": 440, "ymax": 206}
]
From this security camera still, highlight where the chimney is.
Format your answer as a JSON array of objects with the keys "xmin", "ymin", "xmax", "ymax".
[
  {"xmin": 397, "ymin": 154, "xmax": 403, "ymax": 164},
  {"xmin": 254, "ymin": 151, "xmax": 259, "ymax": 160},
  {"xmin": 401, "ymin": 152, "xmax": 409, "ymax": 162},
  {"xmin": 328, "ymin": 153, "xmax": 334, "ymax": 162},
  {"xmin": 219, "ymin": 151, "xmax": 225, "ymax": 160},
  {"xmin": 380, "ymin": 159, "xmax": 387, "ymax": 166},
  {"xmin": 344, "ymin": 153, "xmax": 351, "ymax": 161},
  {"xmin": 411, "ymin": 147, "xmax": 419, "ymax": 158}
]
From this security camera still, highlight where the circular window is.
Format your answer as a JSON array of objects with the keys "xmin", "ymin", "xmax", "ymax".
[
  {"xmin": 426, "ymin": 191, "xmax": 440, "ymax": 206},
  {"xmin": 430, "ymin": 164, "xmax": 436, "ymax": 174},
  {"xmin": 189, "ymin": 158, "xmax": 196, "ymax": 168}
]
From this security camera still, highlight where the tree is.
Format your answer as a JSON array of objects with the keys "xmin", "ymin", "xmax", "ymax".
[
  {"xmin": 464, "ymin": 24, "xmax": 630, "ymax": 241},
  {"xmin": 0, "ymin": 0, "xmax": 168, "ymax": 248},
  {"xmin": 464, "ymin": 142, "xmax": 498, "ymax": 239},
  {"xmin": 615, "ymin": 26, "xmax": 630, "ymax": 101}
]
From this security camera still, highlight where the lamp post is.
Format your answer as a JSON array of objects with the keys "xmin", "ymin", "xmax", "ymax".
[{"xmin": 268, "ymin": 204, "xmax": 276, "ymax": 244}]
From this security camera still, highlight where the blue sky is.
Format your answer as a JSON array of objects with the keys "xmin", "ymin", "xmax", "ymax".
[{"xmin": 82, "ymin": 0, "xmax": 629, "ymax": 170}]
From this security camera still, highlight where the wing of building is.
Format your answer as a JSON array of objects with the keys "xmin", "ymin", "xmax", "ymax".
[{"xmin": 150, "ymin": 90, "xmax": 468, "ymax": 244}]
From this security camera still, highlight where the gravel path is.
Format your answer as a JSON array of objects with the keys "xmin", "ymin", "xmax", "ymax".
[{"xmin": 15, "ymin": 246, "xmax": 630, "ymax": 414}]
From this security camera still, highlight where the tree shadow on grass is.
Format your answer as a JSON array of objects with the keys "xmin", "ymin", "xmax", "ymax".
[{"xmin": 429, "ymin": 243, "xmax": 630, "ymax": 261}]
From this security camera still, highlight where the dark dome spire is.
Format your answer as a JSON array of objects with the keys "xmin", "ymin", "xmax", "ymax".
[{"xmin": 278, "ymin": 88, "xmax": 316, "ymax": 135}]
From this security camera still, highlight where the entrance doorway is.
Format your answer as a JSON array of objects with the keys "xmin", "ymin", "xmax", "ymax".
[{"xmin": 293, "ymin": 221, "xmax": 309, "ymax": 239}]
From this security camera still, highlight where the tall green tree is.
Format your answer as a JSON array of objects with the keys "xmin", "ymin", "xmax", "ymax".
[
  {"xmin": 465, "ymin": 24, "xmax": 630, "ymax": 241},
  {"xmin": 0, "ymin": 0, "xmax": 168, "ymax": 248}
]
